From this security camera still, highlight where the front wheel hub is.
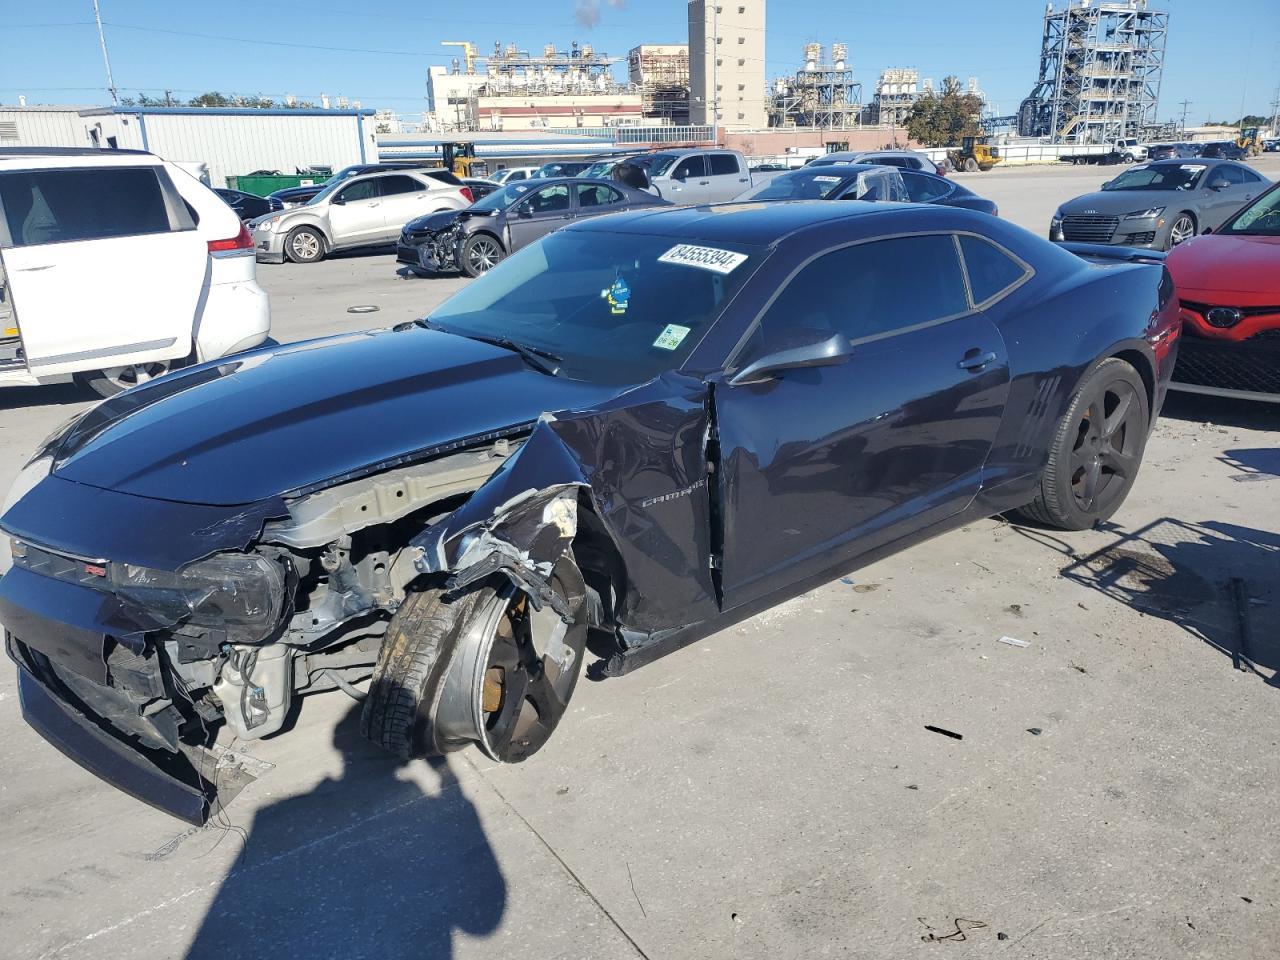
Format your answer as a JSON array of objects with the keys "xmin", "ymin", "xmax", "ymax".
[{"xmin": 433, "ymin": 575, "xmax": 586, "ymax": 763}]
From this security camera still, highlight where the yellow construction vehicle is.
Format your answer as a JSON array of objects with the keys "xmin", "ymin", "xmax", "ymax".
[
  {"xmin": 947, "ymin": 136, "xmax": 1002, "ymax": 172},
  {"xmin": 440, "ymin": 142, "xmax": 488, "ymax": 178},
  {"xmin": 1237, "ymin": 127, "xmax": 1263, "ymax": 157}
]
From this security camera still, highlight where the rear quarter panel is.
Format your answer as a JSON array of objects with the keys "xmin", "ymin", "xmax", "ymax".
[{"xmin": 978, "ymin": 254, "xmax": 1170, "ymax": 507}]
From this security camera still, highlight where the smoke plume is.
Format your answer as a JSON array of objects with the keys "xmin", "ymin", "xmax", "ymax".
[{"xmin": 574, "ymin": 0, "xmax": 625, "ymax": 29}]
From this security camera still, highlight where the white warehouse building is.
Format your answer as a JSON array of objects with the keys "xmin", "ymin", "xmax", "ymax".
[{"xmin": 0, "ymin": 105, "xmax": 378, "ymax": 188}]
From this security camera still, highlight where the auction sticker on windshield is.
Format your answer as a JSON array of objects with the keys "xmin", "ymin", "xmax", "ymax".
[
  {"xmin": 658, "ymin": 244, "xmax": 748, "ymax": 275},
  {"xmin": 813, "ymin": 176, "xmax": 842, "ymax": 183},
  {"xmin": 653, "ymin": 324, "xmax": 692, "ymax": 350}
]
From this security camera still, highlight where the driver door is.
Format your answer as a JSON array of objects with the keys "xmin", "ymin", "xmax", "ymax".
[
  {"xmin": 326, "ymin": 178, "xmax": 384, "ymax": 247},
  {"xmin": 663, "ymin": 155, "xmax": 710, "ymax": 203},
  {"xmin": 714, "ymin": 234, "xmax": 1011, "ymax": 610},
  {"xmin": 506, "ymin": 183, "xmax": 574, "ymax": 252}
]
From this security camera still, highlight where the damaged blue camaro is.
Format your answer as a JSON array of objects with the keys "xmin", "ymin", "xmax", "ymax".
[{"xmin": 0, "ymin": 202, "xmax": 1181, "ymax": 822}]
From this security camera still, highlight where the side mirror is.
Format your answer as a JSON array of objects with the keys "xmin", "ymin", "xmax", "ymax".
[
  {"xmin": 516, "ymin": 205, "xmax": 532, "ymax": 219},
  {"xmin": 1101, "ymin": 180, "xmax": 1113, "ymax": 188},
  {"xmin": 1202, "ymin": 227, "xmax": 1213, "ymax": 235},
  {"xmin": 672, "ymin": 167, "xmax": 688, "ymax": 181},
  {"xmin": 331, "ymin": 196, "xmax": 346, "ymax": 205},
  {"xmin": 728, "ymin": 331, "xmax": 853, "ymax": 386},
  {"xmin": 1209, "ymin": 179, "xmax": 1230, "ymax": 191}
]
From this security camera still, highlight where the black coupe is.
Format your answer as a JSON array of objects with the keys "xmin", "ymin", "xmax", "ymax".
[{"xmin": 1, "ymin": 201, "xmax": 1179, "ymax": 823}]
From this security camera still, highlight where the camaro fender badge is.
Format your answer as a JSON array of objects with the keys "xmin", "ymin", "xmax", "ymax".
[
  {"xmin": 640, "ymin": 477, "xmax": 707, "ymax": 509},
  {"xmin": 658, "ymin": 244, "xmax": 748, "ymax": 275}
]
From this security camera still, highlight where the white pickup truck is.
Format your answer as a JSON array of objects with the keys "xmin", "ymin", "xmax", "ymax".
[{"xmin": 1058, "ymin": 138, "xmax": 1150, "ymax": 165}]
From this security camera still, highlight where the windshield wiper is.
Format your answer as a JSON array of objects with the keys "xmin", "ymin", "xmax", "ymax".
[{"xmin": 417, "ymin": 319, "xmax": 562, "ymax": 376}]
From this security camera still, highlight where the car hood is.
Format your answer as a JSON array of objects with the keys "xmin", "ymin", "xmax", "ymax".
[
  {"xmin": 1167, "ymin": 234, "xmax": 1280, "ymax": 295},
  {"xmin": 405, "ymin": 209, "xmax": 465, "ymax": 233},
  {"xmin": 48, "ymin": 328, "xmax": 616, "ymax": 507},
  {"xmin": 1058, "ymin": 189, "xmax": 1195, "ymax": 217},
  {"xmin": 269, "ymin": 186, "xmax": 323, "ymax": 202}
]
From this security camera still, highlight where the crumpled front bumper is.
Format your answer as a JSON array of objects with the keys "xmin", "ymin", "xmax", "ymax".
[
  {"xmin": 1, "ymin": 568, "xmax": 217, "ymax": 824},
  {"xmin": 11, "ymin": 647, "xmax": 213, "ymax": 824}
]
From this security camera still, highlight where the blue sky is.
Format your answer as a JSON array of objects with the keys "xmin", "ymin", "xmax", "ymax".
[{"xmin": 2, "ymin": 0, "xmax": 1277, "ymax": 123}]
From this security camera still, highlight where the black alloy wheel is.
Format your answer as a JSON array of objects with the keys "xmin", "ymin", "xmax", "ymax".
[{"xmin": 1013, "ymin": 358, "xmax": 1149, "ymax": 530}]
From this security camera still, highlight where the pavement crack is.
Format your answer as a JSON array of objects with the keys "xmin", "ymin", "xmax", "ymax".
[{"xmin": 464, "ymin": 754, "xmax": 653, "ymax": 960}]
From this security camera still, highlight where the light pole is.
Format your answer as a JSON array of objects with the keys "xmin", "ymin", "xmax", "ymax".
[
  {"xmin": 711, "ymin": 1, "xmax": 721, "ymax": 144},
  {"xmin": 92, "ymin": 0, "xmax": 119, "ymax": 106}
]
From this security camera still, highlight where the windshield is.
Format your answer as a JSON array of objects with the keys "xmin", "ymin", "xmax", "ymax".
[
  {"xmin": 645, "ymin": 153, "xmax": 681, "ymax": 176},
  {"xmin": 739, "ymin": 169, "xmax": 856, "ymax": 200},
  {"xmin": 1221, "ymin": 186, "xmax": 1280, "ymax": 236},
  {"xmin": 305, "ymin": 177, "xmax": 353, "ymax": 205},
  {"xmin": 1102, "ymin": 164, "xmax": 1206, "ymax": 191},
  {"xmin": 428, "ymin": 229, "xmax": 764, "ymax": 384},
  {"xmin": 468, "ymin": 180, "xmax": 539, "ymax": 212}
]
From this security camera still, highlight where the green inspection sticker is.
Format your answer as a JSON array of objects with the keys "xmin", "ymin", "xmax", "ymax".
[{"xmin": 653, "ymin": 324, "xmax": 691, "ymax": 350}]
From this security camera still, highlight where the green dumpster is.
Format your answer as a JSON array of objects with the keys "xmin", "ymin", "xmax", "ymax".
[{"xmin": 226, "ymin": 169, "xmax": 334, "ymax": 197}]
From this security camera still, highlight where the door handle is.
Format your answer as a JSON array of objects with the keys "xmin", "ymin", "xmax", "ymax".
[
  {"xmin": 957, "ymin": 350, "xmax": 997, "ymax": 371},
  {"xmin": 15, "ymin": 264, "xmax": 55, "ymax": 272},
  {"xmin": 368, "ymin": 202, "xmax": 380, "ymax": 207},
  {"xmin": 699, "ymin": 180, "xmax": 710, "ymax": 185}
]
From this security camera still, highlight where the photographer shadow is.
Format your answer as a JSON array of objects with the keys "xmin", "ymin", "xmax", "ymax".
[{"xmin": 185, "ymin": 701, "xmax": 506, "ymax": 960}]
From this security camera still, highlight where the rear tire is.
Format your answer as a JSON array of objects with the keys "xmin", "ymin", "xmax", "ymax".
[
  {"xmin": 284, "ymin": 226, "xmax": 325, "ymax": 263},
  {"xmin": 1011, "ymin": 358, "xmax": 1149, "ymax": 531}
]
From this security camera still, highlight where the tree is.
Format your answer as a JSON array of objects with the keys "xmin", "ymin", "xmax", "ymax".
[
  {"xmin": 187, "ymin": 91, "xmax": 276, "ymax": 109},
  {"xmin": 906, "ymin": 76, "xmax": 983, "ymax": 147}
]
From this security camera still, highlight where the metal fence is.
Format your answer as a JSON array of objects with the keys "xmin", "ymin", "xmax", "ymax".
[{"xmin": 543, "ymin": 125, "xmax": 716, "ymax": 144}]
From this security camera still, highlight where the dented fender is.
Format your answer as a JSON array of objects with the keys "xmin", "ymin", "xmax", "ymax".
[{"xmin": 411, "ymin": 372, "xmax": 722, "ymax": 646}]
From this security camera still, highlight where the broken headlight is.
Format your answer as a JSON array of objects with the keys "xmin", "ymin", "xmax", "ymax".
[{"xmin": 110, "ymin": 552, "xmax": 286, "ymax": 645}]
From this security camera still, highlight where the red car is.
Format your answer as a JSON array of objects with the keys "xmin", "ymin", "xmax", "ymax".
[{"xmin": 1167, "ymin": 180, "xmax": 1280, "ymax": 401}]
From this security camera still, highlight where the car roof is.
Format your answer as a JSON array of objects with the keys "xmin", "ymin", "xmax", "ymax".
[
  {"xmin": 788, "ymin": 162, "xmax": 897, "ymax": 174},
  {"xmin": 0, "ymin": 147, "xmax": 164, "ymax": 170},
  {"xmin": 571, "ymin": 199, "xmax": 962, "ymax": 247}
]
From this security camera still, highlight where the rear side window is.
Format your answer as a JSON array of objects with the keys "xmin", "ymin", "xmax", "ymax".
[
  {"xmin": 0, "ymin": 167, "xmax": 173, "ymax": 246},
  {"xmin": 379, "ymin": 175, "xmax": 424, "ymax": 196},
  {"xmin": 709, "ymin": 153, "xmax": 741, "ymax": 175},
  {"xmin": 1216, "ymin": 166, "xmax": 1247, "ymax": 186},
  {"xmin": 958, "ymin": 235, "xmax": 1028, "ymax": 304},
  {"xmin": 900, "ymin": 171, "xmax": 952, "ymax": 202},
  {"xmin": 756, "ymin": 234, "xmax": 969, "ymax": 346}
]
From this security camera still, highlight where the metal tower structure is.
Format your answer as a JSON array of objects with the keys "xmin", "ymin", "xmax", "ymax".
[
  {"xmin": 1018, "ymin": 1, "xmax": 1167, "ymax": 144},
  {"xmin": 769, "ymin": 43, "xmax": 863, "ymax": 129}
]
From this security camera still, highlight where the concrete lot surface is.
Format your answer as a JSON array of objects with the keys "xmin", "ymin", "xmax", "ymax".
[{"xmin": 1, "ymin": 158, "xmax": 1279, "ymax": 959}]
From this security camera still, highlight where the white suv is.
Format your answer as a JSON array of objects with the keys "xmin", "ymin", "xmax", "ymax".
[
  {"xmin": 252, "ymin": 170, "xmax": 473, "ymax": 264},
  {"xmin": 0, "ymin": 148, "xmax": 270, "ymax": 397}
]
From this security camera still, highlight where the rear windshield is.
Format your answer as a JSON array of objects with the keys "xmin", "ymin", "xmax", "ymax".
[
  {"xmin": 740, "ymin": 169, "xmax": 855, "ymax": 200},
  {"xmin": 0, "ymin": 167, "xmax": 175, "ymax": 246},
  {"xmin": 428, "ymin": 229, "xmax": 765, "ymax": 384}
]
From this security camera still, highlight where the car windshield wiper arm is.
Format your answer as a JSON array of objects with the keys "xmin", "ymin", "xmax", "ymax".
[{"xmin": 416, "ymin": 319, "xmax": 562, "ymax": 376}]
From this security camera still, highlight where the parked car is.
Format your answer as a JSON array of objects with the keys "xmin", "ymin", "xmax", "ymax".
[
  {"xmin": 490, "ymin": 166, "xmax": 540, "ymax": 185},
  {"xmin": 0, "ymin": 148, "xmax": 270, "ymax": 397},
  {"xmin": 253, "ymin": 169, "xmax": 473, "ymax": 264},
  {"xmin": 214, "ymin": 187, "xmax": 283, "ymax": 222},
  {"xmin": 1264, "ymin": 139, "xmax": 1280, "ymax": 153},
  {"xmin": 398, "ymin": 177, "xmax": 667, "ymax": 277},
  {"xmin": 1199, "ymin": 141, "xmax": 1249, "ymax": 161},
  {"xmin": 462, "ymin": 177, "xmax": 501, "ymax": 201},
  {"xmin": 737, "ymin": 164, "xmax": 998, "ymax": 215},
  {"xmin": 268, "ymin": 162, "xmax": 441, "ymax": 207},
  {"xmin": 633, "ymin": 148, "xmax": 753, "ymax": 203},
  {"xmin": 1165, "ymin": 180, "xmax": 1280, "ymax": 401},
  {"xmin": 531, "ymin": 161, "xmax": 592, "ymax": 179},
  {"xmin": 810, "ymin": 148, "xmax": 947, "ymax": 176},
  {"xmin": 0, "ymin": 200, "xmax": 1179, "ymax": 823},
  {"xmin": 1146, "ymin": 143, "xmax": 1201, "ymax": 161},
  {"xmin": 1050, "ymin": 158, "xmax": 1269, "ymax": 250}
]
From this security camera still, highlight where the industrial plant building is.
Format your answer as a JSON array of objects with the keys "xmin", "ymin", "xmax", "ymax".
[
  {"xmin": 688, "ymin": 0, "xmax": 768, "ymax": 130},
  {"xmin": 769, "ymin": 43, "xmax": 861, "ymax": 129},
  {"xmin": 629, "ymin": 44, "xmax": 691, "ymax": 124},
  {"xmin": 1019, "ymin": 0, "xmax": 1167, "ymax": 143}
]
